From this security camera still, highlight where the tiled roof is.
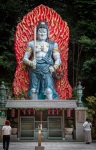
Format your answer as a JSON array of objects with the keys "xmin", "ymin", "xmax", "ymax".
[{"xmin": 5, "ymin": 100, "xmax": 77, "ymax": 108}]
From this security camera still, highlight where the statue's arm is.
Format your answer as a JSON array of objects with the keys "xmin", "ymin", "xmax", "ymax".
[
  {"xmin": 52, "ymin": 42, "xmax": 61, "ymax": 70},
  {"xmin": 23, "ymin": 41, "xmax": 36, "ymax": 67}
]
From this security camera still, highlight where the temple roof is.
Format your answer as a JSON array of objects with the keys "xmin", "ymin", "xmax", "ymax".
[{"xmin": 5, "ymin": 100, "xmax": 77, "ymax": 109}]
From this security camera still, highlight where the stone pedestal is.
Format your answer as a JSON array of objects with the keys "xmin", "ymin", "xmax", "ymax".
[
  {"xmin": 65, "ymin": 135, "xmax": 73, "ymax": 141},
  {"xmin": 12, "ymin": 128, "xmax": 18, "ymax": 135},
  {"xmin": 11, "ymin": 135, "xmax": 18, "ymax": 141},
  {"xmin": 75, "ymin": 107, "xmax": 87, "ymax": 141},
  {"xmin": 65, "ymin": 128, "xmax": 73, "ymax": 141},
  {"xmin": 35, "ymin": 146, "xmax": 45, "ymax": 150}
]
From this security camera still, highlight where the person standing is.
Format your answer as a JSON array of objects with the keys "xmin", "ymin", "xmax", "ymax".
[
  {"xmin": 83, "ymin": 118, "xmax": 92, "ymax": 144},
  {"xmin": 1, "ymin": 120, "xmax": 12, "ymax": 150}
]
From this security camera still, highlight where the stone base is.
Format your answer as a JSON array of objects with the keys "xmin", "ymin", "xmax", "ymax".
[
  {"xmin": 35, "ymin": 146, "xmax": 45, "ymax": 150},
  {"xmin": 65, "ymin": 135, "xmax": 73, "ymax": 141},
  {"xmin": 11, "ymin": 135, "xmax": 18, "ymax": 141}
]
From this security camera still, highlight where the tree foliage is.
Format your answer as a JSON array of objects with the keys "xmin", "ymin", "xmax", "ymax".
[
  {"xmin": 68, "ymin": 0, "xmax": 96, "ymax": 97},
  {"xmin": 86, "ymin": 96, "xmax": 96, "ymax": 139}
]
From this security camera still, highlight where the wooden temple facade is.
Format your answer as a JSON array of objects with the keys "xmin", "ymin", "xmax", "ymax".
[{"xmin": 3, "ymin": 100, "xmax": 78, "ymax": 140}]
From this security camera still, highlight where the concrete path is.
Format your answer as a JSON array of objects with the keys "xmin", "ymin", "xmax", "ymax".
[{"xmin": 0, "ymin": 141, "xmax": 96, "ymax": 150}]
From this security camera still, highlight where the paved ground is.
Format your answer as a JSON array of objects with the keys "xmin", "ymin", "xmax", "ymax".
[{"xmin": 0, "ymin": 141, "xmax": 96, "ymax": 150}]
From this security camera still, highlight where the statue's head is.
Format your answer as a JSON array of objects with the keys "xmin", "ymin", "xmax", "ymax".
[{"xmin": 37, "ymin": 21, "xmax": 49, "ymax": 41}]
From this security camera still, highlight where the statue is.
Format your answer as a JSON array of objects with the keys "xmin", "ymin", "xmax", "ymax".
[
  {"xmin": 23, "ymin": 21, "xmax": 61, "ymax": 100},
  {"xmin": 13, "ymin": 5, "xmax": 72, "ymax": 99}
]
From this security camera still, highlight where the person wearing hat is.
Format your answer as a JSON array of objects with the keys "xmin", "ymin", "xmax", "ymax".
[
  {"xmin": 23, "ymin": 21, "xmax": 61, "ymax": 100},
  {"xmin": 1, "ymin": 120, "xmax": 12, "ymax": 150}
]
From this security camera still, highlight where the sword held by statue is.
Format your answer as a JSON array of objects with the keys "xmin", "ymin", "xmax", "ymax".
[{"xmin": 33, "ymin": 26, "xmax": 36, "ymax": 69}]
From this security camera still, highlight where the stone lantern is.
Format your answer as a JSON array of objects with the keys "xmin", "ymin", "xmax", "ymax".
[
  {"xmin": 76, "ymin": 81, "xmax": 85, "ymax": 107},
  {"xmin": 0, "ymin": 81, "xmax": 7, "ymax": 107}
]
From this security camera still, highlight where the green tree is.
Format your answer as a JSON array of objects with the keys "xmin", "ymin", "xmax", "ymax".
[
  {"xmin": 68, "ymin": 0, "xmax": 96, "ymax": 97},
  {"xmin": 86, "ymin": 96, "xmax": 96, "ymax": 139}
]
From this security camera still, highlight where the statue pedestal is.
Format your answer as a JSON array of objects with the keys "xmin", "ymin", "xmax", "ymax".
[{"xmin": 35, "ymin": 146, "xmax": 45, "ymax": 150}]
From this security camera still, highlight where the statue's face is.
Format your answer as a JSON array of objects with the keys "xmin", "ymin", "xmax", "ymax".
[{"xmin": 37, "ymin": 28, "xmax": 47, "ymax": 41}]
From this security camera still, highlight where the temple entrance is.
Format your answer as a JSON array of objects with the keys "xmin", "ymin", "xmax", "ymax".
[
  {"xmin": 20, "ymin": 112, "xmax": 62, "ymax": 140},
  {"xmin": 6, "ymin": 100, "xmax": 77, "ymax": 141}
]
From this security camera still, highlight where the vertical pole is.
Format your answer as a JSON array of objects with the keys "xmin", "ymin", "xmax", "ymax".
[
  {"xmin": 38, "ymin": 110, "xmax": 43, "ymax": 146},
  {"xmin": 40, "ymin": 110, "xmax": 42, "ymax": 131},
  {"xmin": 40, "ymin": 110, "xmax": 42, "ymax": 124},
  {"xmin": 34, "ymin": 26, "xmax": 36, "ymax": 59},
  {"xmin": 62, "ymin": 108, "xmax": 65, "ymax": 140},
  {"xmin": 18, "ymin": 109, "xmax": 20, "ymax": 139},
  {"xmin": 72, "ymin": 43, "xmax": 75, "ymax": 87}
]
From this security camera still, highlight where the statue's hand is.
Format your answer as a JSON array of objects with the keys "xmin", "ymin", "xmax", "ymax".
[
  {"xmin": 49, "ymin": 66, "xmax": 55, "ymax": 74},
  {"xmin": 30, "ymin": 59, "xmax": 36, "ymax": 68}
]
